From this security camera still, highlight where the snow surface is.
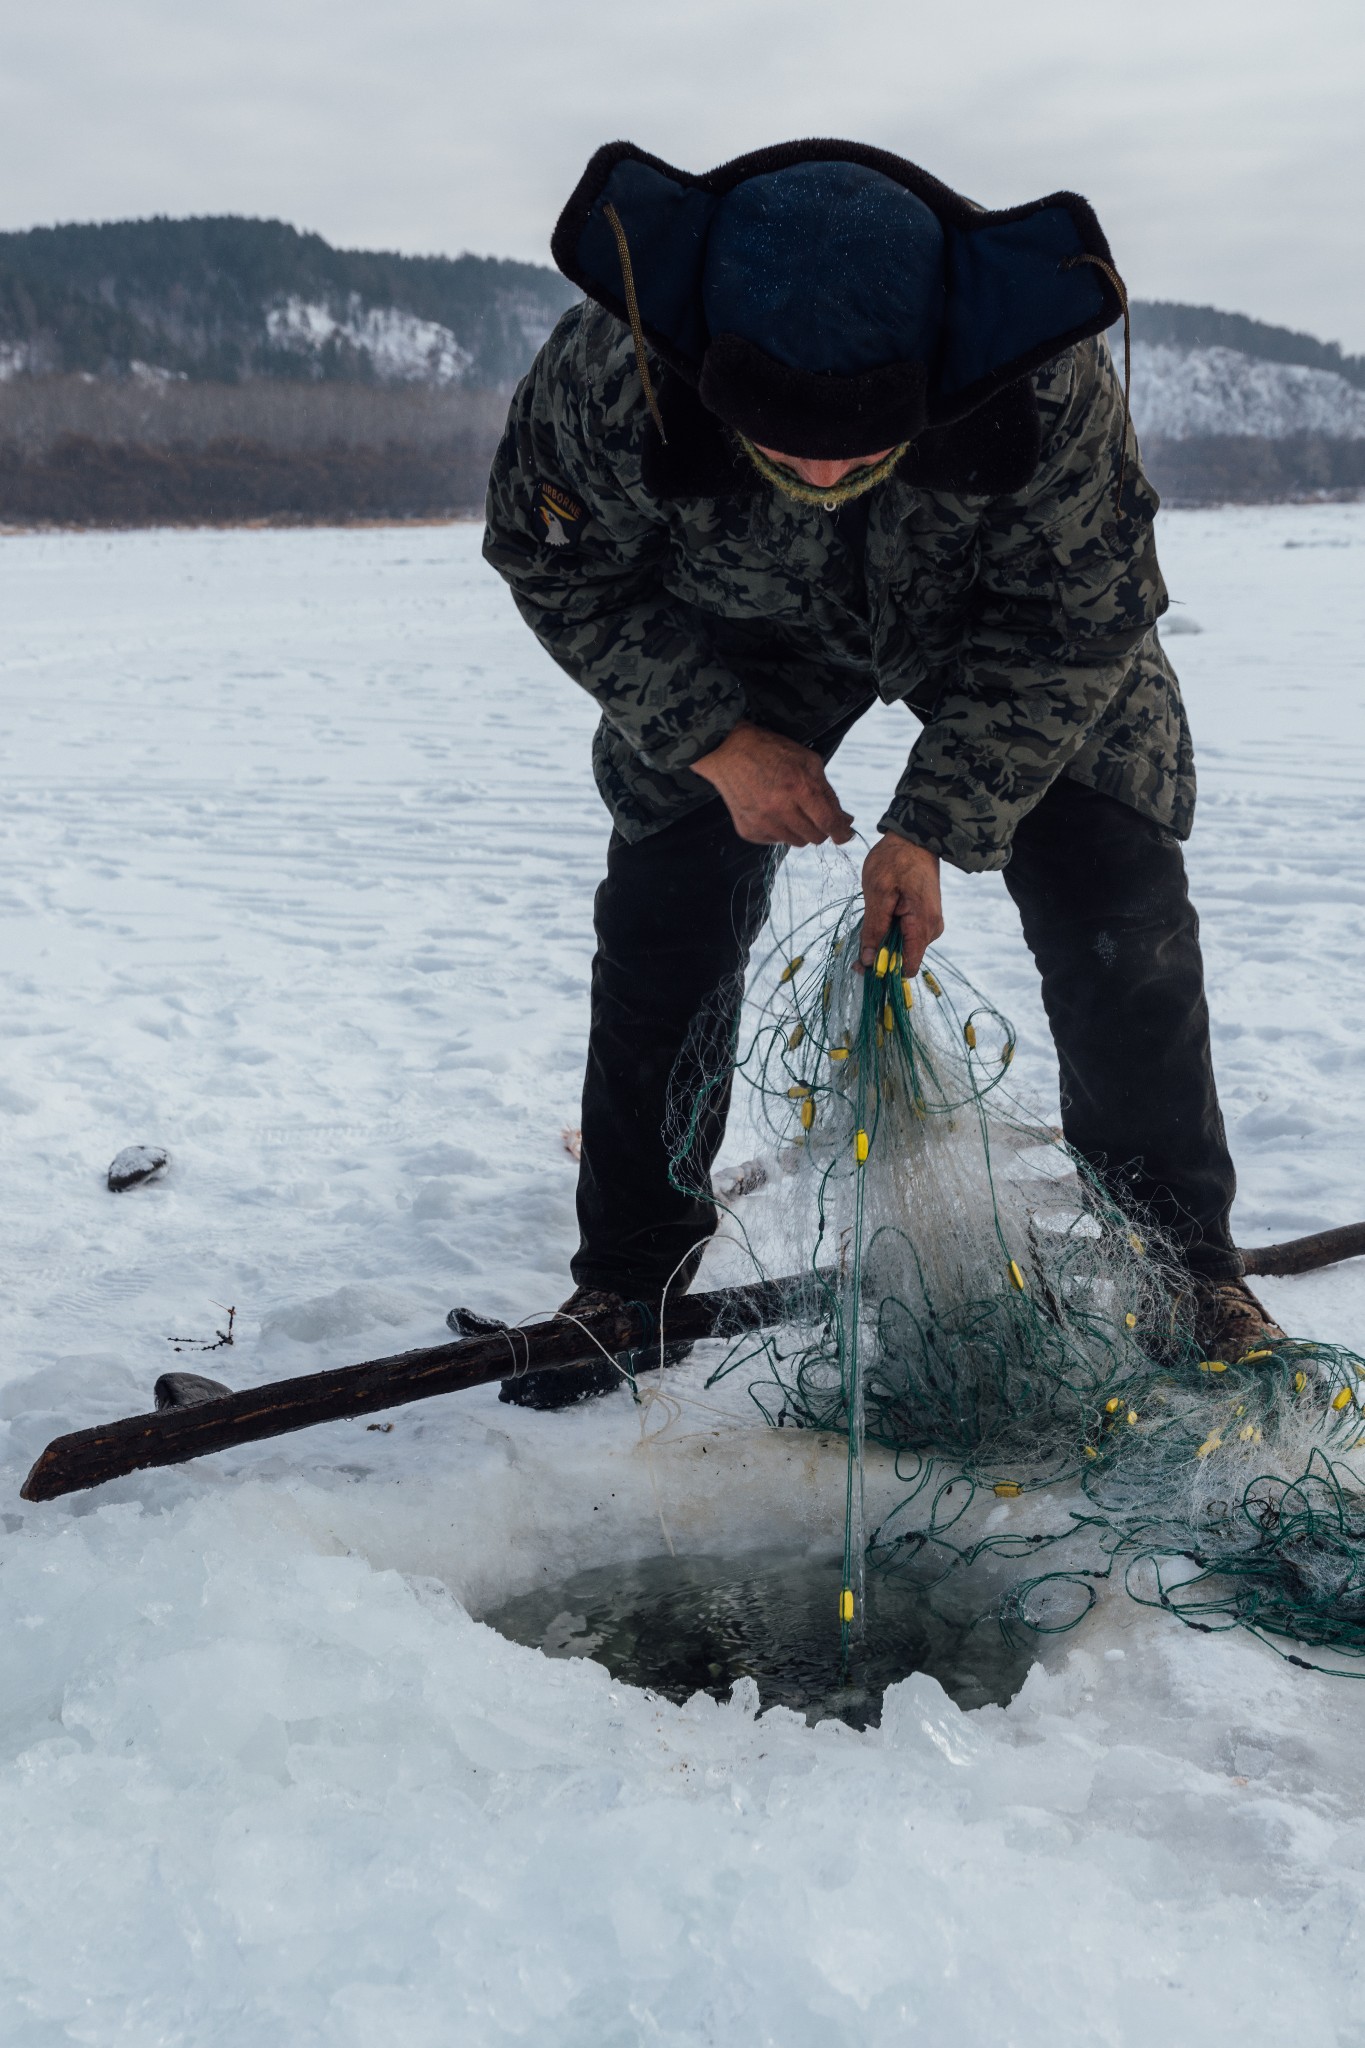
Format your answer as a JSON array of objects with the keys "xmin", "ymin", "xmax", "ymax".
[
  {"xmin": 3, "ymin": 509, "xmax": 1365, "ymax": 2041},
  {"xmin": 1131, "ymin": 341, "xmax": 1365, "ymax": 441}
]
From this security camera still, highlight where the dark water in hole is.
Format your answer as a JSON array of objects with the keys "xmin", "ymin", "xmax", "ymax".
[{"xmin": 483, "ymin": 1549, "xmax": 1039, "ymax": 1729}]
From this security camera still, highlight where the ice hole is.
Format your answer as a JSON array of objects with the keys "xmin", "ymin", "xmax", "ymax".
[
  {"xmin": 480, "ymin": 1545, "xmax": 1038, "ymax": 1729},
  {"xmin": 319, "ymin": 1379, "xmax": 1068, "ymax": 1730}
]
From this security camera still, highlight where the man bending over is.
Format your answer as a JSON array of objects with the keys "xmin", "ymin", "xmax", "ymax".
[{"xmin": 484, "ymin": 139, "xmax": 1282, "ymax": 1406}]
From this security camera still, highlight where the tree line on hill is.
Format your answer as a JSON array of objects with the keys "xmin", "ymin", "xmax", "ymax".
[
  {"xmin": 0, "ymin": 378, "xmax": 505, "ymax": 524},
  {"xmin": 1141, "ymin": 433, "xmax": 1365, "ymax": 503},
  {"xmin": 0, "ymin": 216, "xmax": 576, "ymax": 388},
  {"xmin": 1128, "ymin": 301, "xmax": 1365, "ymax": 391},
  {"xmin": 0, "ymin": 216, "xmax": 1360, "ymax": 522},
  {"xmin": 6, "ymin": 382, "xmax": 1360, "ymax": 524}
]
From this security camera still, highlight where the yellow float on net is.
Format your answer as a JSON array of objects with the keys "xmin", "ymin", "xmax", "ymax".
[
  {"xmin": 883, "ymin": 1003, "xmax": 894, "ymax": 1032},
  {"xmin": 830, "ymin": 1046, "xmax": 850, "ymax": 1062},
  {"xmin": 1333, "ymin": 1386, "xmax": 1355, "ymax": 1411},
  {"xmin": 839, "ymin": 1588, "xmax": 855, "ymax": 1622},
  {"xmin": 964, "ymin": 1021, "xmax": 977, "ymax": 1050},
  {"xmin": 1129, "ymin": 1232, "xmax": 1145, "ymax": 1256},
  {"xmin": 993, "ymin": 1481, "xmax": 1021, "ymax": 1498},
  {"xmin": 1105, "ymin": 1397, "xmax": 1121, "ymax": 1414},
  {"xmin": 1001, "ymin": 1042, "xmax": 1014, "ymax": 1067},
  {"xmin": 1007, "ymin": 1259, "xmax": 1026, "ymax": 1292},
  {"xmin": 801, "ymin": 1097, "xmax": 815, "ymax": 1131},
  {"xmin": 779, "ymin": 955, "xmax": 804, "ymax": 984},
  {"xmin": 1197, "ymin": 1431, "xmax": 1223, "ymax": 1460},
  {"xmin": 875, "ymin": 945, "xmax": 890, "ymax": 978},
  {"xmin": 787, "ymin": 1083, "xmax": 811, "ymax": 1099},
  {"xmin": 922, "ymin": 970, "xmax": 942, "ymax": 997},
  {"xmin": 1294, "ymin": 1370, "xmax": 1307, "ymax": 1394},
  {"xmin": 787, "ymin": 1021, "xmax": 805, "ymax": 1051},
  {"xmin": 855, "ymin": 1129, "xmax": 870, "ymax": 1163},
  {"xmin": 1241, "ymin": 1348, "xmax": 1272, "ymax": 1363},
  {"xmin": 1127, "ymin": 1410, "xmax": 1139, "ymax": 1427},
  {"xmin": 1198, "ymin": 1360, "xmax": 1228, "ymax": 1374},
  {"xmin": 902, "ymin": 977, "xmax": 915, "ymax": 1008},
  {"xmin": 1124, "ymin": 1312, "xmax": 1137, "ymax": 1329},
  {"xmin": 1084, "ymin": 1446, "xmax": 1099, "ymax": 1460}
]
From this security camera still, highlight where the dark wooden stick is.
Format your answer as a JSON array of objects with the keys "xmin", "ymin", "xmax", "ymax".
[
  {"xmin": 1239, "ymin": 1222, "xmax": 1365, "ymax": 1279},
  {"xmin": 20, "ymin": 1275, "xmax": 814, "ymax": 1504},
  {"xmin": 23, "ymin": 1220, "xmax": 1365, "ymax": 1505}
]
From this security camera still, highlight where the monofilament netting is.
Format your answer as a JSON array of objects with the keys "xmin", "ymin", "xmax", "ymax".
[{"xmin": 667, "ymin": 894, "xmax": 1365, "ymax": 1677}]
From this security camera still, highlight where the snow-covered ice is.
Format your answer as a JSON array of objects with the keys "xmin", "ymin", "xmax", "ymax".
[{"xmin": 3, "ymin": 508, "xmax": 1365, "ymax": 2042}]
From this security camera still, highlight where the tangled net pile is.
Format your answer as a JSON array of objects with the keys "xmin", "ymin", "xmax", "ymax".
[{"xmin": 669, "ymin": 897, "xmax": 1365, "ymax": 1676}]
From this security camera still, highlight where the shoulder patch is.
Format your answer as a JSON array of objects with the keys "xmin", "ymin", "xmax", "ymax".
[{"xmin": 534, "ymin": 480, "xmax": 586, "ymax": 548}]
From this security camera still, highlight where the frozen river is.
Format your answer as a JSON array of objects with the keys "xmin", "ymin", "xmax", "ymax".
[{"xmin": 3, "ymin": 506, "xmax": 1365, "ymax": 2042}]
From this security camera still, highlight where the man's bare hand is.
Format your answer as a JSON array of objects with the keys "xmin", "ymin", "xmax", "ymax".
[
  {"xmin": 859, "ymin": 834, "xmax": 944, "ymax": 974},
  {"xmin": 691, "ymin": 720, "xmax": 854, "ymax": 847}
]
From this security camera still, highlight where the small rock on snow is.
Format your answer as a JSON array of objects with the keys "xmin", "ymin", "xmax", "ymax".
[{"xmin": 107, "ymin": 1144, "xmax": 170, "ymax": 1193}]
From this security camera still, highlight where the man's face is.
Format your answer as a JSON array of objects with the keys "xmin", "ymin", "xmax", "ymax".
[{"xmin": 751, "ymin": 443, "xmax": 898, "ymax": 489}]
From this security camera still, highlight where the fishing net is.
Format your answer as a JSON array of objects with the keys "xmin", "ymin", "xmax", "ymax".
[{"xmin": 667, "ymin": 892, "xmax": 1365, "ymax": 1677}]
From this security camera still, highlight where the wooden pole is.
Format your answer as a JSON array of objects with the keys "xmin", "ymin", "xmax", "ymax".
[
  {"xmin": 1239, "ymin": 1221, "xmax": 1365, "ymax": 1279},
  {"xmin": 19, "ymin": 1275, "xmax": 812, "ymax": 1505},
  {"xmin": 20, "ymin": 1220, "xmax": 1365, "ymax": 1505}
]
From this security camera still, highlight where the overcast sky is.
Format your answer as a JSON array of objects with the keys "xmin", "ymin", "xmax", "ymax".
[{"xmin": 3, "ymin": 0, "xmax": 1363, "ymax": 349}]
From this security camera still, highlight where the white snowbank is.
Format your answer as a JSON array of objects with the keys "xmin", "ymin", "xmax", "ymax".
[
  {"xmin": 7, "ymin": 1476, "xmax": 1364, "ymax": 2045},
  {"xmin": 3, "ymin": 511, "xmax": 1365, "ymax": 2039}
]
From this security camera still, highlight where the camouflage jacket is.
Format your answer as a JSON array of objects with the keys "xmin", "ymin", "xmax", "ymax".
[{"xmin": 483, "ymin": 302, "xmax": 1193, "ymax": 872}]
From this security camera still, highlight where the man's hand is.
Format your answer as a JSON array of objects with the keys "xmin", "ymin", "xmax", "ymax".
[
  {"xmin": 691, "ymin": 720, "xmax": 854, "ymax": 847},
  {"xmin": 860, "ymin": 834, "xmax": 944, "ymax": 974}
]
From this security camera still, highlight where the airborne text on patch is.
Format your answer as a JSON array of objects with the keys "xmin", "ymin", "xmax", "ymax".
[{"xmin": 534, "ymin": 480, "xmax": 586, "ymax": 548}]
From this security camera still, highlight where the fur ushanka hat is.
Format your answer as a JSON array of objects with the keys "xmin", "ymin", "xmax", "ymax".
[{"xmin": 552, "ymin": 139, "xmax": 1126, "ymax": 473}]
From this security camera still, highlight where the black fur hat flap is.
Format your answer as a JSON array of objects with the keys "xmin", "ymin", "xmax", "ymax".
[{"xmin": 553, "ymin": 140, "xmax": 1122, "ymax": 456}]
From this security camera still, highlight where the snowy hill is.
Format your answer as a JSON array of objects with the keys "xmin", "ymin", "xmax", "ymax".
[
  {"xmin": 9, "ymin": 214, "xmax": 1361, "ymax": 439},
  {"xmin": 0, "ymin": 216, "xmax": 577, "ymax": 390},
  {"xmin": 262, "ymin": 296, "xmax": 476, "ymax": 386},
  {"xmin": 1120, "ymin": 304, "xmax": 1365, "ymax": 500},
  {"xmin": 1130, "ymin": 342, "xmax": 1365, "ymax": 441},
  {"xmin": 0, "ymin": 215, "xmax": 1360, "ymax": 511}
]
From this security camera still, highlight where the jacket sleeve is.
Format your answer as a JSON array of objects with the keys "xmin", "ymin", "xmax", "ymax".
[
  {"xmin": 878, "ymin": 337, "xmax": 1168, "ymax": 872},
  {"xmin": 482, "ymin": 307, "xmax": 748, "ymax": 772}
]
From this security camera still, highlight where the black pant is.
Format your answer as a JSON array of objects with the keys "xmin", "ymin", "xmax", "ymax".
[{"xmin": 572, "ymin": 777, "xmax": 1240, "ymax": 1295}]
